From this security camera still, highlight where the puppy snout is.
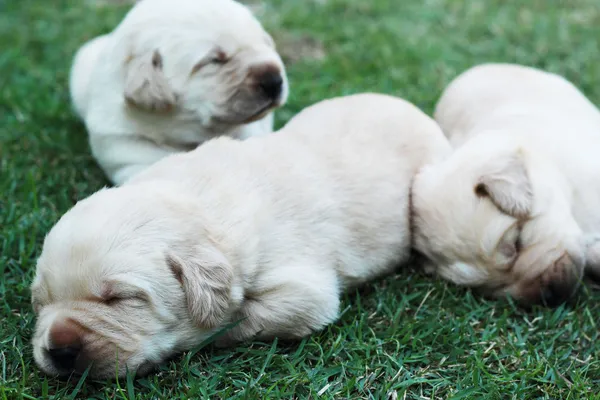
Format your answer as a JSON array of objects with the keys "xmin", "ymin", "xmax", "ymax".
[
  {"xmin": 540, "ymin": 253, "xmax": 583, "ymax": 306},
  {"xmin": 540, "ymin": 280, "xmax": 573, "ymax": 307},
  {"xmin": 258, "ymin": 72, "xmax": 283, "ymax": 99},
  {"xmin": 251, "ymin": 65, "xmax": 283, "ymax": 100},
  {"xmin": 47, "ymin": 319, "xmax": 83, "ymax": 373}
]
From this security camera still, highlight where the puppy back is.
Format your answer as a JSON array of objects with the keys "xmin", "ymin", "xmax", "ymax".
[
  {"xmin": 281, "ymin": 93, "xmax": 451, "ymax": 171},
  {"xmin": 434, "ymin": 63, "xmax": 600, "ymax": 145}
]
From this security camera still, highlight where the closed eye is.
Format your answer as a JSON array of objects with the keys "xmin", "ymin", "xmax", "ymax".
[
  {"xmin": 103, "ymin": 294, "xmax": 148, "ymax": 307},
  {"xmin": 210, "ymin": 50, "xmax": 229, "ymax": 64},
  {"xmin": 103, "ymin": 296, "xmax": 125, "ymax": 306},
  {"xmin": 190, "ymin": 49, "xmax": 230, "ymax": 76},
  {"xmin": 513, "ymin": 221, "xmax": 526, "ymax": 255},
  {"xmin": 497, "ymin": 222, "xmax": 523, "ymax": 262},
  {"xmin": 101, "ymin": 280, "xmax": 150, "ymax": 306},
  {"xmin": 514, "ymin": 234, "xmax": 522, "ymax": 254}
]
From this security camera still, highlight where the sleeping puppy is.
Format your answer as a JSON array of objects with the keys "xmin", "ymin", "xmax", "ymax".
[
  {"xmin": 70, "ymin": 0, "xmax": 288, "ymax": 185},
  {"xmin": 412, "ymin": 63, "xmax": 600, "ymax": 306},
  {"xmin": 30, "ymin": 93, "xmax": 450, "ymax": 378}
]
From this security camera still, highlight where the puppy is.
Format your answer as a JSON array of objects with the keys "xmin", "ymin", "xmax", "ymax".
[
  {"xmin": 31, "ymin": 93, "xmax": 450, "ymax": 378},
  {"xmin": 412, "ymin": 63, "xmax": 600, "ymax": 306},
  {"xmin": 70, "ymin": 0, "xmax": 288, "ymax": 185}
]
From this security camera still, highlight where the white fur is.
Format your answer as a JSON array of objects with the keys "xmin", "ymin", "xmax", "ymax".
[
  {"xmin": 31, "ymin": 93, "xmax": 450, "ymax": 378},
  {"xmin": 70, "ymin": 0, "xmax": 288, "ymax": 185},
  {"xmin": 412, "ymin": 63, "xmax": 600, "ymax": 304}
]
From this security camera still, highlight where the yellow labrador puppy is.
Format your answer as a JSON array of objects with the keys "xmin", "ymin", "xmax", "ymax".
[
  {"xmin": 31, "ymin": 93, "xmax": 451, "ymax": 378},
  {"xmin": 412, "ymin": 63, "xmax": 600, "ymax": 305},
  {"xmin": 70, "ymin": 0, "xmax": 288, "ymax": 185}
]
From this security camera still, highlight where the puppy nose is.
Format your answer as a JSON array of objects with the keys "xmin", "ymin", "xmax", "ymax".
[
  {"xmin": 257, "ymin": 70, "xmax": 283, "ymax": 100},
  {"xmin": 540, "ymin": 280, "xmax": 573, "ymax": 307},
  {"xmin": 48, "ymin": 345, "xmax": 81, "ymax": 371},
  {"xmin": 48, "ymin": 319, "xmax": 82, "ymax": 372},
  {"xmin": 540, "ymin": 253, "xmax": 582, "ymax": 306}
]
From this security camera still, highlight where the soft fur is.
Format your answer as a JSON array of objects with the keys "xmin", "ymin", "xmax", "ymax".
[
  {"xmin": 31, "ymin": 93, "xmax": 451, "ymax": 378},
  {"xmin": 412, "ymin": 63, "xmax": 600, "ymax": 305},
  {"xmin": 70, "ymin": 0, "xmax": 288, "ymax": 185}
]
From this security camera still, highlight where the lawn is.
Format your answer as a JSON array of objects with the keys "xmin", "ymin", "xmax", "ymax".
[{"xmin": 2, "ymin": 0, "xmax": 600, "ymax": 398}]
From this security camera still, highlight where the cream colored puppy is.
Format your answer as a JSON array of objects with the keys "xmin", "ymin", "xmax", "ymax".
[
  {"xmin": 412, "ymin": 63, "xmax": 600, "ymax": 305},
  {"xmin": 70, "ymin": 0, "xmax": 288, "ymax": 185},
  {"xmin": 31, "ymin": 93, "xmax": 450, "ymax": 378}
]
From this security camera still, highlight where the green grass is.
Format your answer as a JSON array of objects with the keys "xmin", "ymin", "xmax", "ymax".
[{"xmin": 2, "ymin": 0, "xmax": 600, "ymax": 398}]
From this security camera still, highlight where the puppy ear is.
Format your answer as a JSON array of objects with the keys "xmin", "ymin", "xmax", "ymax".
[
  {"xmin": 124, "ymin": 50, "xmax": 178, "ymax": 113},
  {"xmin": 168, "ymin": 246, "xmax": 233, "ymax": 329},
  {"xmin": 475, "ymin": 150, "xmax": 533, "ymax": 219}
]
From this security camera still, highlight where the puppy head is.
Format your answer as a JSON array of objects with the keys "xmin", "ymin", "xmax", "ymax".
[
  {"xmin": 412, "ymin": 134, "xmax": 584, "ymax": 306},
  {"xmin": 31, "ymin": 185, "xmax": 242, "ymax": 378},
  {"xmin": 120, "ymin": 0, "xmax": 288, "ymax": 128}
]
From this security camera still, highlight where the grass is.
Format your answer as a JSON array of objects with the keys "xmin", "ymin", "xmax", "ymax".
[{"xmin": 2, "ymin": 0, "xmax": 600, "ymax": 398}]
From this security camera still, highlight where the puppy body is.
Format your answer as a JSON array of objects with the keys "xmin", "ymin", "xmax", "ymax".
[
  {"xmin": 413, "ymin": 63, "xmax": 600, "ymax": 304},
  {"xmin": 31, "ymin": 93, "xmax": 450, "ymax": 378},
  {"xmin": 70, "ymin": 0, "xmax": 287, "ymax": 185}
]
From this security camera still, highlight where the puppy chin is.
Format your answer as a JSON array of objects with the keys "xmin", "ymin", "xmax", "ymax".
[
  {"xmin": 242, "ymin": 104, "xmax": 274, "ymax": 123},
  {"xmin": 214, "ymin": 101, "xmax": 275, "ymax": 125},
  {"xmin": 219, "ymin": 80, "xmax": 288, "ymax": 125}
]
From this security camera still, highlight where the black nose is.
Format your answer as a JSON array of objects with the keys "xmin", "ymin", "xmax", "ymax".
[
  {"xmin": 540, "ymin": 280, "xmax": 573, "ymax": 307},
  {"xmin": 48, "ymin": 345, "xmax": 80, "ymax": 372},
  {"xmin": 258, "ymin": 71, "xmax": 283, "ymax": 100}
]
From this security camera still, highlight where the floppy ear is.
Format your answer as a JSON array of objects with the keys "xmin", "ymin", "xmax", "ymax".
[
  {"xmin": 124, "ymin": 49, "xmax": 178, "ymax": 113},
  {"xmin": 475, "ymin": 150, "xmax": 533, "ymax": 219},
  {"xmin": 168, "ymin": 245, "xmax": 233, "ymax": 329}
]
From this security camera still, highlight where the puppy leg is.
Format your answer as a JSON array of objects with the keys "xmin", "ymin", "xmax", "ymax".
[
  {"xmin": 89, "ymin": 134, "xmax": 179, "ymax": 185},
  {"xmin": 583, "ymin": 234, "xmax": 600, "ymax": 286},
  {"xmin": 216, "ymin": 266, "xmax": 341, "ymax": 347}
]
